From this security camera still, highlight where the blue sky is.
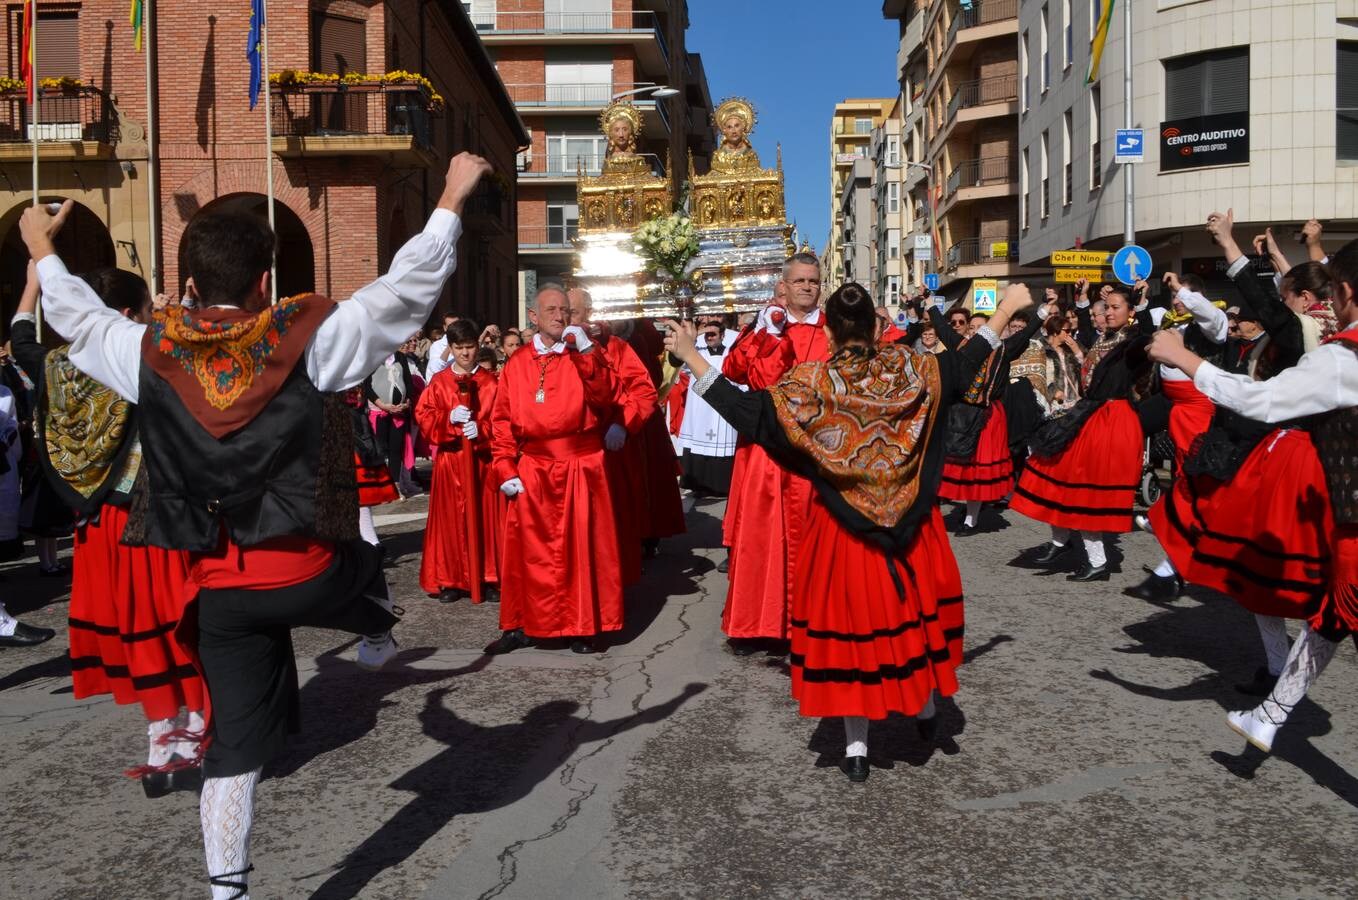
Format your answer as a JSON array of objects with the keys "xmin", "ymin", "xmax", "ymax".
[{"xmin": 686, "ymin": 0, "xmax": 900, "ymax": 252}]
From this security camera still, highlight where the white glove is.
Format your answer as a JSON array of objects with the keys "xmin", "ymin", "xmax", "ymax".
[
  {"xmin": 450, "ymin": 405, "xmax": 472, "ymax": 424},
  {"xmin": 604, "ymin": 423, "xmax": 627, "ymax": 451},
  {"xmin": 561, "ymin": 325, "xmax": 593, "ymax": 353},
  {"xmin": 462, "ymin": 420, "xmax": 479, "ymax": 441},
  {"xmin": 756, "ymin": 305, "xmax": 786, "ymax": 337},
  {"xmin": 500, "ymin": 477, "xmax": 524, "ymax": 498}
]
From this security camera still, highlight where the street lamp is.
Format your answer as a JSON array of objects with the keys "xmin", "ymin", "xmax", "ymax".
[{"xmin": 611, "ymin": 83, "xmax": 681, "ymax": 101}]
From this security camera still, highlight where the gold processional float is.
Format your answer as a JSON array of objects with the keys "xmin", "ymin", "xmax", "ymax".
[{"xmin": 572, "ymin": 96, "xmax": 794, "ymax": 321}]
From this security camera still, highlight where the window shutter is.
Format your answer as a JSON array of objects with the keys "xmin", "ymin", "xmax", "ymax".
[
  {"xmin": 1163, "ymin": 55, "xmax": 1204, "ymax": 119},
  {"xmin": 311, "ymin": 13, "xmax": 367, "ymax": 75},
  {"xmin": 1340, "ymin": 42, "xmax": 1358, "ymax": 161},
  {"xmin": 32, "ymin": 12, "xmax": 80, "ymax": 80},
  {"xmin": 1165, "ymin": 47, "xmax": 1248, "ymax": 119}
]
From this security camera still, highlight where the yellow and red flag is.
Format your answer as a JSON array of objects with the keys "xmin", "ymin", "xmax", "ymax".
[
  {"xmin": 20, "ymin": 0, "xmax": 35, "ymax": 103},
  {"xmin": 1087, "ymin": 0, "xmax": 1115, "ymax": 85}
]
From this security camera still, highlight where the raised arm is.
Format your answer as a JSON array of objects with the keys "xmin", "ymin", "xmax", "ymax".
[
  {"xmin": 11, "ymin": 261, "xmax": 49, "ymax": 381},
  {"xmin": 306, "ymin": 153, "xmax": 491, "ymax": 392},
  {"xmin": 928, "ymin": 305, "xmax": 965, "ymax": 352}
]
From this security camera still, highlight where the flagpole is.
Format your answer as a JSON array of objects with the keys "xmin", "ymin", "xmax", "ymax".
[
  {"xmin": 261, "ymin": 0, "xmax": 277, "ymax": 304},
  {"xmin": 29, "ymin": 3, "xmax": 42, "ymax": 340},
  {"xmin": 144, "ymin": 0, "xmax": 159, "ymax": 294}
]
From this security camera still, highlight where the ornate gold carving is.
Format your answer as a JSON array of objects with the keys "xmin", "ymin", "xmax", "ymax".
[
  {"xmin": 577, "ymin": 102, "xmax": 673, "ymax": 234},
  {"xmin": 688, "ymin": 142, "xmax": 786, "ymax": 229}
]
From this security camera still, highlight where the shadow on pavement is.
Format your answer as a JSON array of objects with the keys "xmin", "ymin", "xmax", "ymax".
[
  {"xmin": 0, "ymin": 650, "xmax": 70, "ymax": 692},
  {"xmin": 807, "ymin": 696, "xmax": 967, "ymax": 773},
  {"xmin": 302, "ymin": 681, "xmax": 707, "ymax": 900}
]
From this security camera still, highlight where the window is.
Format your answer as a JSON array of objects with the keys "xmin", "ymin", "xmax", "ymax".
[
  {"xmin": 1021, "ymin": 30, "xmax": 1030, "ymax": 112},
  {"xmin": 1090, "ymin": 84, "xmax": 1102, "ymax": 188},
  {"xmin": 1040, "ymin": 131, "xmax": 1050, "ymax": 220},
  {"xmin": 1062, "ymin": 109, "xmax": 1072, "ymax": 207},
  {"xmin": 887, "ymin": 135, "xmax": 900, "ymax": 166},
  {"xmin": 1040, "ymin": 5, "xmax": 1050, "ymax": 92},
  {"xmin": 461, "ymin": 0, "xmax": 496, "ymax": 30},
  {"xmin": 546, "ymin": 190, "xmax": 580, "ymax": 244},
  {"xmin": 10, "ymin": 10, "xmax": 79, "ymax": 80},
  {"xmin": 1020, "ymin": 147, "xmax": 1030, "ymax": 230},
  {"xmin": 888, "ymin": 229, "xmax": 901, "ymax": 260},
  {"xmin": 312, "ymin": 12, "xmax": 366, "ymax": 75},
  {"xmin": 888, "ymin": 182, "xmax": 900, "ymax": 214},
  {"xmin": 1340, "ymin": 42, "xmax": 1358, "ymax": 161},
  {"xmin": 855, "ymin": 116, "xmax": 873, "ymax": 134},
  {"xmin": 1164, "ymin": 47, "xmax": 1249, "ymax": 119},
  {"xmin": 546, "ymin": 132, "xmax": 607, "ymax": 174},
  {"xmin": 546, "ymin": 0, "xmax": 610, "ymax": 31},
  {"xmin": 544, "ymin": 51, "xmax": 613, "ymax": 105},
  {"xmin": 886, "ymin": 275, "xmax": 901, "ymax": 306},
  {"xmin": 1063, "ymin": 0, "xmax": 1073, "ymax": 70}
]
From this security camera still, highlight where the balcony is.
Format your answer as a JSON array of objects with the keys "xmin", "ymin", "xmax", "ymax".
[
  {"xmin": 464, "ymin": 186, "xmax": 509, "ymax": 236},
  {"xmin": 947, "ymin": 0, "xmax": 1019, "ymax": 45},
  {"xmin": 269, "ymin": 82, "xmax": 437, "ymax": 166},
  {"xmin": 519, "ymin": 224, "xmax": 578, "ymax": 253},
  {"xmin": 0, "ymin": 86, "xmax": 117, "ymax": 161},
  {"xmin": 947, "ymin": 74, "xmax": 1019, "ymax": 121},
  {"xmin": 940, "ymin": 156, "xmax": 1019, "ymax": 213},
  {"xmin": 946, "ymin": 235, "xmax": 1020, "ymax": 271},
  {"xmin": 477, "ymin": 11, "xmax": 669, "ymax": 76}
]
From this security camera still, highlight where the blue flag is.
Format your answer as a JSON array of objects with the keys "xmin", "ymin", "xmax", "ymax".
[{"xmin": 247, "ymin": 0, "xmax": 265, "ymax": 109}]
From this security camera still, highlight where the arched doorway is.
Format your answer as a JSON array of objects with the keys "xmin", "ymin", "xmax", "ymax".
[
  {"xmin": 179, "ymin": 194, "xmax": 315, "ymax": 300},
  {"xmin": 0, "ymin": 198, "xmax": 116, "ymax": 340}
]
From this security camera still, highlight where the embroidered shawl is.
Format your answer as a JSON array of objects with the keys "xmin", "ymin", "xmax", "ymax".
[
  {"xmin": 766, "ymin": 345, "xmax": 943, "ymax": 528},
  {"xmin": 142, "ymin": 294, "xmax": 335, "ymax": 438},
  {"xmin": 41, "ymin": 348, "xmax": 139, "ymax": 512}
]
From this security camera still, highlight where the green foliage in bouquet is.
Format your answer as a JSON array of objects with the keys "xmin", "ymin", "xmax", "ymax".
[{"xmin": 634, "ymin": 214, "xmax": 699, "ymax": 280}]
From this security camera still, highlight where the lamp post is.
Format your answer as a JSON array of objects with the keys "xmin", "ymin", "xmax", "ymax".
[
  {"xmin": 611, "ymin": 83, "xmax": 681, "ymax": 101},
  {"xmin": 884, "ymin": 160, "xmax": 935, "ymax": 285}
]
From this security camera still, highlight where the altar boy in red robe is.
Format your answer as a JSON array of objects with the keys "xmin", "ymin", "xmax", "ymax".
[
  {"xmin": 487, "ymin": 284, "xmax": 622, "ymax": 655},
  {"xmin": 415, "ymin": 318, "xmax": 504, "ymax": 604}
]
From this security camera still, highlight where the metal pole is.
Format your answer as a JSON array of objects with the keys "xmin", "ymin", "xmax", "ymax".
[
  {"xmin": 261, "ymin": 0, "xmax": 278, "ymax": 303},
  {"xmin": 145, "ymin": 0, "xmax": 159, "ymax": 294},
  {"xmin": 1122, "ymin": 0, "xmax": 1134, "ymax": 246},
  {"xmin": 30, "ymin": 5, "xmax": 41, "ymax": 340}
]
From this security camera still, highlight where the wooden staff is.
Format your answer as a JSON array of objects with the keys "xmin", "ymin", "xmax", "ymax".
[{"xmin": 457, "ymin": 379, "xmax": 483, "ymax": 604}]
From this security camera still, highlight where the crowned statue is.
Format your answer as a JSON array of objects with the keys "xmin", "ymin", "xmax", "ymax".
[
  {"xmin": 710, "ymin": 97, "xmax": 761, "ymax": 175},
  {"xmin": 599, "ymin": 100, "xmax": 652, "ymax": 178}
]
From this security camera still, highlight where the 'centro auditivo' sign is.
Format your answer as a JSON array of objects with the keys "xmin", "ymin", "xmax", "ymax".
[{"xmin": 1159, "ymin": 111, "xmax": 1250, "ymax": 172}]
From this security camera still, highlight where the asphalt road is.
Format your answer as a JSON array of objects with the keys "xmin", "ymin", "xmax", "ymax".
[{"xmin": 2, "ymin": 494, "xmax": 1356, "ymax": 899}]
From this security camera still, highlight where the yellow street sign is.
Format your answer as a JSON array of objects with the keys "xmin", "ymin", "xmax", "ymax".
[
  {"xmin": 1050, "ymin": 250, "xmax": 1112, "ymax": 267},
  {"xmin": 1054, "ymin": 267, "xmax": 1109, "ymax": 284}
]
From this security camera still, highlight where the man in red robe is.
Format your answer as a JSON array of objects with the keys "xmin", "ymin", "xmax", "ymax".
[
  {"xmin": 624, "ymin": 317, "xmax": 687, "ymax": 554},
  {"xmin": 721, "ymin": 252, "xmax": 830, "ymax": 654},
  {"xmin": 487, "ymin": 284, "xmax": 622, "ymax": 655},
  {"xmin": 415, "ymin": 318, "xmax": 504, "ymax": 604}
]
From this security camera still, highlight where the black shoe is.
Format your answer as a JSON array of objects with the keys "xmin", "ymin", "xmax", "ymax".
[
  {"xmin": 0, "ymin": 620, "xmax": 56, "ymax": 647},
  {"xmin": 917, "ymin": 715, "xmax": 938, "ymax": 742},
  {"xmin": 141, "ymin": 765, "xmax": 203, "ymax": 799},
  {"xmin": 1235, "ymin": 666, "xmax": 1278, "ymax": 697},
  {"xmin": 727, "ymin": 638, "xmax": 760, "ymax": 657},
  {"xmin": 642, "ymin": 539, "xmax": 660, "ymax": 559},
  {"xmin": 1124, "ymin": 571, "xmax": 1184, "ymax": 602},
  {"xmin": 438, "ymin": 588, "xmax": 468, "ymax": 604},
  {"xmin": 482, "ymin": 584, "xmax": 501, "ymax": 604},
  {"xmin": 1013, "ymin": 542, "xmax": 1074, "ymax": 569},
  {"xmin": 570, "ymin": 638, "xmax": 602, "ymax": 654},
  {"xmin": 484, "ymin": 628, "xmax": 532, "ymax": 655},
  {"xmin": 1067, "ymin": 563, "xmax": 1111, "ymax": 582},
  {"xmin": 839, "ymin": 756, "xmax": 870, "ymax": 783},
  {"xmin": 38, "ymin": 564, "xmax": 67, "ymax": 578},
  {"xmin": 717, "ymin": 557, "xmax": 730, "ymax": 574},
  {"xmin": 954, "ymin": 522, "xmax": 978, "ymax": 537}
]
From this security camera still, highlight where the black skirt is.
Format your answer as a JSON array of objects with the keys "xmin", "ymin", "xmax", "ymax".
[{"xmin": 680, "ymin": 449, "xmax": 734, "ymax": 497}]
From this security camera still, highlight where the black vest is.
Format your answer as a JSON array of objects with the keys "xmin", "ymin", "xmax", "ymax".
[
  {"xmin": 1311, "ymin": 343, "xmax": 1358, "ymax": 525},
  {"xmin": 123, "ymin": 361, "xmax": 359, "ymax": 551}
]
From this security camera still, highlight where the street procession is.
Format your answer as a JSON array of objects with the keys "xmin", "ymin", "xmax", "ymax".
[{"xmin": 2, "ymin": 0, "xmax": 1358, "ymax": 897}]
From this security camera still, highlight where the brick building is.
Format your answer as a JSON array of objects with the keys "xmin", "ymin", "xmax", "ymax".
[
  {"xmin": 471, "ymin": 0, "xmax": 714, "ymax": 318},
  {"xmin": 0, "ymin": 1, "xmax": 528, "ymax": 335}
]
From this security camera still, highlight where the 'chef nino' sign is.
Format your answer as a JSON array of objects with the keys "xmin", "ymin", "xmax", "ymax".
[{"xmin": 1160, "ymin": 111, "xmax": 1249, "ymax": 172}]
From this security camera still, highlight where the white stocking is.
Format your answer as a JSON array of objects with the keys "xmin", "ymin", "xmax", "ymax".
[
  {"xmin": 1257, "ymin": 624, "xmax": 1339, "ymax": 727},
  {"xmin": 358, "ymin": 507, "xmax": 380, "ymax": 546},
  {"xmin": 147, "ymin": 717, "xmax": 178, "ymax": 768},
  {"xmin": 843, "ymin": 716, "xmax": 869, "ymax": 758},
  {"xmin": 1253, "ymin": 615, "xmax": 1291, "ymax": 677},
  {"xmin": 1083, "ymin": 534, "xmax": 1107, "ymax": 568},
  {"xmin": 963, "ymin": 501, "xmax": 981, "ymax": 528},
  {"xmin": 201, "ymin": 767, "xmax": 262, "ymax": 900},
  {"xmin": 0, "ymin": 602, "xmax": 16, "ymax": 637},
  {"xmin": 1050, "ymin": 527, "xmax": 1070, "ymax": 547},
  {"xmin": 1153, "ymin": 558, "xmax": 1177, "ymax": 577}
]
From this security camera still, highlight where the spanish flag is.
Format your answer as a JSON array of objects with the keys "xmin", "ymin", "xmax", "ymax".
[
  {"xmin": 19, "ymin": 0, "xmax": 34, "ymax": 103},
  {"xmin": 1086, "ymin": 0, "xmax": 1115, "ymax": 85},
  {"xmin": 130, "ymin": 0, "xmax": 144, "ymax": 52}
]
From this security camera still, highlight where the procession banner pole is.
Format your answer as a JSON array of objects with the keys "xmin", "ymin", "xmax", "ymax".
[
  {"xmin": 29, "ymin": 4, "xmax": 42, "ymax": 340},
  {"xmin": 261, "ymin": 0, "xmax": 278, "ymax": 304},
  {"xmin": 144, "ymin": 0, "xmax": 159, "ymax": 294}
]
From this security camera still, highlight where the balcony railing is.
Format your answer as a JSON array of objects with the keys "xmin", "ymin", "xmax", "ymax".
[
  {"xmin": 947, "ymin": 73, "xmax": 1019, "ymax": 120},
  {"xmin": 504, "ymin": 83, "xmax": 623, "ymax": 106},
  {"xmin": 475, "ymin": 10, "xmax": 661, "ymax": 35},
  {"xmin": 946, "ymin": 236, "xmax": 1019, "ymax": 269},
  {"xmin": 519, "ymin": 224, "xmax": 578, "ymax": 248},
  {"xmin": 943, "ymin": 156, "xmax": 1018, "ymax": 197},
  {"xmin": 270, "ymin": 83, "xmax": 434, "ymax": 149},
  {"xmin": 947, "ymin": 0, "xmax": 1019, "ymax": 43},
  {"xmin": 0, "ymin": 86, "xmax": 117, "ymax": 144},
  {"xmin": 525, "ymin": 154, "xmax": 606, "ymax": 177}
]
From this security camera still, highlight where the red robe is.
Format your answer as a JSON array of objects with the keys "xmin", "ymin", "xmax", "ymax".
[
  {"xmin": 625, "ymin": 322, "xmax": 686, "ymax": 541},
  {"xmin": 600, "ymin": 338, "xmax": 656, "ymax": 586},
  {"xmin": 721, "ymin": 316, "xmax": 830, "ymax": 639},
  {"xmin": 414, "ymin": 366, "xmax": 505, "ymax": 597},
  {"xmin": 490, "ymin": 344, "xmax": 623, "ymax": 638}
]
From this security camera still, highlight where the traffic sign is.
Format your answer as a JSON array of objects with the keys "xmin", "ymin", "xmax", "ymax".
[
  {"xmin": 923, "ymin": 272, "xmax": 940, "ymax": 292},
  {"xmin": 972, "ymin": 278, "xmax": 998, "ymax": 313},
  {"xmin": 1115, "ymin": 128, "xmax": 1144, "ymax": 164},
  {"xmin": 1112, "ymin": 244, "xmax": 1152, "ymax": 286},
  {"xmin": 1050, "ymin": 250, "xmax": 1112, "ymax": 267},
  {"xmin": 1054, "ymin": 267, "xmax": 1109, "ymax": 284}
]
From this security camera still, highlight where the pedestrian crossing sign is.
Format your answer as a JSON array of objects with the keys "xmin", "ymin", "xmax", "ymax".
[{"xmin": 972, "ymin": 279, "xmax": 998, "ymax": 313}]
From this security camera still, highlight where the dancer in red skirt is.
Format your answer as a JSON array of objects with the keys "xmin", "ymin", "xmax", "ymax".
[
  {"xmin": 343, "ymin": 385, "xmax": 400, "ymax": 547},
  {"xmin": 1125, "ymin": 271, "xmax": 1228, "ymax": 602},
  {"xmin": 931, "ymin": 303, "xmax": 1047, "ymax": 536},
  {"xmin": 665, "ymin": 281, "xmax": 1033, "ymax": 782},
  {"xmin": 1148, "ymin": 235, "xmax": 1358, "ymax": 753},
  {"xmin": 1147, "ymin": 211, "xmax": 1317, "ymax": 694},
  {"xmin": 11, "ymin": 263, "xmax": 205, "ymax": 797},
  {"xmin": 414, "ymin": 319, "xmax": 504, "ymax": 604},
  {"xmin": 1010, "ymin": 283, "xmax": 1154, "ymax": 581}
]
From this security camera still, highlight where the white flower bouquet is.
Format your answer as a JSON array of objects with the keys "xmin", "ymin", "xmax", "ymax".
[{"xmin": 633, "ymin": 214, "xmax": 699, "ymax": 280}]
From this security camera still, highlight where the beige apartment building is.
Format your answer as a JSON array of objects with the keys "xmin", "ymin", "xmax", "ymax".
[
  {"xmin": 478, "ymin": 0, "xmax": 715, "ymax": 316},
  {"xmin": 883, "ymin": 0, "xmax": 1030, "ymax": 303},
  {"xmin": 1018, "ymin": 0, "xmax": 1358, "ymax": 296},
  {"xmin": 826, "ymin": 97, "xmax": 894, "ymax": 288}
]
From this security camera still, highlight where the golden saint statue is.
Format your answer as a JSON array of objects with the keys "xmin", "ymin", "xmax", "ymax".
[
  {"xmin": 710, "ymin": 97, "xmax": 760, "ymax": 174},
  {"xmin": 599, "ymin": 100, "xmax": 651, "ymax": 177}
]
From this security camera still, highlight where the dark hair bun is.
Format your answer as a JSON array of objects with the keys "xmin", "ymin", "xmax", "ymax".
[{"xmin": 825, "ymin": 282, "xmax": 878, "ymax": 346}]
